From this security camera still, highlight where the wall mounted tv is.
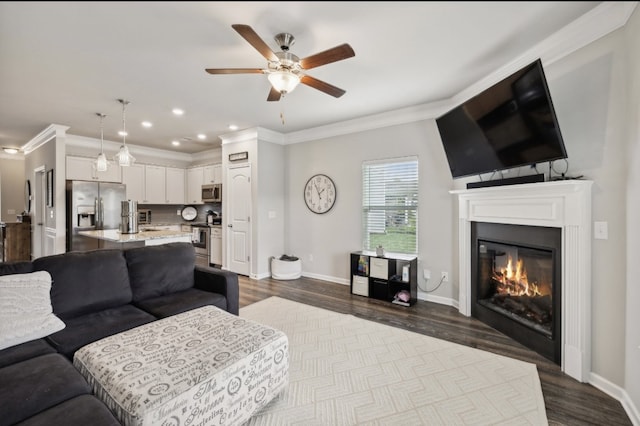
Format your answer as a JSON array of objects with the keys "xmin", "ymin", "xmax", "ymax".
[{"xmin": 436, "ymin": 59, "xmax": 567, "ymax": 179}]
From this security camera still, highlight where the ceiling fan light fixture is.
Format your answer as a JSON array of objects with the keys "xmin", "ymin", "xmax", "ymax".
[{"xmin": 268, "ymin": 70, "xmax": 300, "ymax": 94}]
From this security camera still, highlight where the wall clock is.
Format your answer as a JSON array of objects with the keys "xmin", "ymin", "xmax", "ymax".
[{"xmin": 304, "ymin": 174, "xmax": 336, "ymax": 214}]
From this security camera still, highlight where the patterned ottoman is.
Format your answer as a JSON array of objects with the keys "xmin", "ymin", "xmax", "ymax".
[{"xmin": 73, "ymin": 305, "xmax": 289, "ymax": 426}]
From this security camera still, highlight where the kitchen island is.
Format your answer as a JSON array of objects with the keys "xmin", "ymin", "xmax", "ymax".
[{"xmin": 78, "ymin": 229, "xmax": 192, "ymax": 249}]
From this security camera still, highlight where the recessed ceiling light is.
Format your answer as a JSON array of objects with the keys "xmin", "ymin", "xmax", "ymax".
[
  {"xmin": 228, "ymin": 124, "xmax": 238, "ymax": 131},
  {"xmin": 197, "ymin": 134, "xmax": 206, "ymax": 140},
  {"xmin": 172, "ymin": 108, "xmax": 184, "ymax": 116},
  {"xmin": 3, "ymin": 147, "xmax": 18, "ymax": 154},
  {"xmin": 118, "ymin": 130, "xmax": 128, "ymax": 136},
  {"xmin": 171, "ymin": 140, "xmax": 180, "ymax": 146},
  {"xmin": 141, "ymin": 121, "xmax": 152, "ymax": 128}
]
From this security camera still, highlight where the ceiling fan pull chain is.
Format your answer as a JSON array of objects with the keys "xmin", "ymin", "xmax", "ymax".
[{"xmin": 280, "ymin": 99, "xmax": 286, "ymax": 125}]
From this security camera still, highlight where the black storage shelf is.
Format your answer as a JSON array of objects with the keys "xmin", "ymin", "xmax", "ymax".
[{"xmin": 349, "ymin": 251, "xmax": 418, "ymax": 306}]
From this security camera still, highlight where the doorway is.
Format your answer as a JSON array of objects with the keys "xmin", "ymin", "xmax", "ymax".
[
  {"xmin": 32, "ymin": 166, "xmax": 46, "ymax": 259},
  {"xmin": 226, "ymin": 164, "xmax": 251, "ymax": 276}
]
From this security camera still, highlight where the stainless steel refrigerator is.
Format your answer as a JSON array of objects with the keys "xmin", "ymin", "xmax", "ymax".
[{"xmin": 66, "ymin": 180, "xmax": 127, "ymax": 251}]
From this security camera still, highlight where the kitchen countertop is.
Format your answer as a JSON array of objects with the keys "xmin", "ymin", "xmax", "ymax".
[{"xmin": 79, "ymin": 229, "xmax": 192, "ymax": 243}]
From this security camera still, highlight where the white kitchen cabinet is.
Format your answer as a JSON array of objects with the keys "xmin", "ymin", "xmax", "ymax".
[
  {"xmin": 210, "ymin": 226, "xmax": 222, "ymax": 265},
  {"xmin": 144, "ymin": 165, "xmax": 166, "ymax": 204},
  {"xmin": 122, "ymin": 164, "xmax": 145, "ymax": 202},
  {"xmin": 165, "ymin": 167, "xmax": 185, "ymax": 204},
  {"xmin": 66, "ymin": 156, "xmax": 122, "ymax": 183},
  {"xmin": 203, "ymin": 164, "xmax": 222, "ymax": 184},
  {"xmin": 186, "ymin": 167, "xmax": 204, "ymax": 204}
]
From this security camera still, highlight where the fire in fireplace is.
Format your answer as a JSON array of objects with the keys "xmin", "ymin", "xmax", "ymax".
[{"xmin": 472, "ymin": 222, "xmax": 561, "ymax": 364}]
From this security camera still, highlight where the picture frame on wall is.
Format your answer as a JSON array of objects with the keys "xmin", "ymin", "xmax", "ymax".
[{"xmin": 46, "ymin": 169, "xmax": 54, "ymax": 207}]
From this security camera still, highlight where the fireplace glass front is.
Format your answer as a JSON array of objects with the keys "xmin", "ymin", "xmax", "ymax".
[
  {"xmin": 477, "ymin": 241, "xmax": 553, "ymax": 337},
  {"xmin": 471, "ymin": 222, "xmax": 561, "ymax": 364}
]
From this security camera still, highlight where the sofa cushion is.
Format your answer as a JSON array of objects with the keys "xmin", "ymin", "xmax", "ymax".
[
  {"xmin": 0, "ymin": 339, "xmax": 56, "ymax": 369},
  {"xmin": 0, "ymin": 261, "xmax": 33, "ymax": 276},
  {"xmin": 46, "ymin": 304, "xmax": 155, "ymax": 359},
  {"xmin": 125, "ymin": 242, "xmax": 195, "ymax": 302},
  {"xmin": 33, "ymin": 249, "xmax": 132, "ymax": 320},
  {"xmin": 135, "ymin": 288, "xmax": 228, "ymax": 318},
  {"xmin": 0, "ymin": 271, "xmax": 66, "ymax": 351},
  {"xmin": 15, "ymin": 394, "xmax": 121, "ymax": 426},
  {"xmin": 0, "ymin": 353, "xmax": 91, "ymax": 425}
]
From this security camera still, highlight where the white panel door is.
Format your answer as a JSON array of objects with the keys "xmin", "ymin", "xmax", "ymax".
[{"xmin": 227, "ymin": 164, "xmax": 251, "ymax": 276}]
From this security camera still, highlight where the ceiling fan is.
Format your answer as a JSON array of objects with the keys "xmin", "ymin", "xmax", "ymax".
[{"xmin": 205, "ymin": 24, "xmax": 355, "ymax": 102}]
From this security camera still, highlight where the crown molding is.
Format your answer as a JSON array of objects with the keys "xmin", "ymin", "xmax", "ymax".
[
  {"xmin": 65, "ymin": 134, "xmax": 194, "ymax": 163},
  {"xmin": 284, "ymin": 1, "xmax": 636, "ymax": 145},
  {"xmin": 220, "ymin": 127, "xmax": 286, "ymax": 145},
  {"xmin": 285, "ymin": 101, "xmax": 450, "ymax": 145},
  {"xmin": 21, "ymin": 124, "xmax": 69, "ymax": 154}
]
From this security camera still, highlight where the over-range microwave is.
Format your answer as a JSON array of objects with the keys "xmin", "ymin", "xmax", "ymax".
[{"xmin": 202, "ymin": 184, "xmax": 222, "ymax": 202}]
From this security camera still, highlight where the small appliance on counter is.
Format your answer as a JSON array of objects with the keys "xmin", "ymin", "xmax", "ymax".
[
  {"xmin": 206, "ymin": 210, "xmax": 221, "ymax": 225},
  {"xmin": 138, "ymin": 209, "xmax": 152, "ymax": 224},
  {"xmin": 120, "ymin": 200, "xmax": 139, "ymax": 234}
]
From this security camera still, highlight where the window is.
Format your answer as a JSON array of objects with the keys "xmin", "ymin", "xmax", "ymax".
[{"xmin": 362, "ymin": 156, "xmax": 418, "ymax": 254}]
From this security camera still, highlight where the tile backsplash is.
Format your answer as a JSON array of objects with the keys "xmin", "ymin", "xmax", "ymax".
[{"xmin": 140, "ymin": 203, "xmax": 221, "ymax": 224}]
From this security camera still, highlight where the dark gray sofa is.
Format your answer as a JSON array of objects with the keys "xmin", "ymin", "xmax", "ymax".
[{"xmin": 0, "ymin": 242, "xmax": 239, "ymax": 426}]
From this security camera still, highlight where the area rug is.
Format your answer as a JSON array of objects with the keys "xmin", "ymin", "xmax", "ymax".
[{"xmin": 240, "ymin": 297, "xmax": 548, "ymax": 426}]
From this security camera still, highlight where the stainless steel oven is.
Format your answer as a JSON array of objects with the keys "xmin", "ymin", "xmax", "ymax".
[{"xmin": 191, "ymin": 224, "xmax": 210, "ymax": 267}]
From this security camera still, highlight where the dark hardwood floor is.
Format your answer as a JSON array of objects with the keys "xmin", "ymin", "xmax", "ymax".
[{"xmin": 238, "ymin": 275, "xmax": 632, "ymax": 426}]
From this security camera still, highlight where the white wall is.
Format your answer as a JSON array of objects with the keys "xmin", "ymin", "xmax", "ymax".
[
  {"xmin": 285, "ymin": 121, "xmax": 456, "ymax": 299},
  {"xmin": 624, "ymin": 4, "xmax": 640, "ymax": 417}
]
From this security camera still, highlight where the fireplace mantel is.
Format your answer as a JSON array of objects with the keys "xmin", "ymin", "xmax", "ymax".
[{"xmin": 451, "ymin": 180, "xmax": 593, "ymax": 382}]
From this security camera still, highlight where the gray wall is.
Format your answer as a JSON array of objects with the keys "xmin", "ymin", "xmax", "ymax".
[
  {"xmin": 285, "ymin": 120, "xmax": 455, "ymax": 294},
  {"xmin": 0, "ymin": 157, "xmax": 25, "ymax": 222},
  {"xmin": 624, "ymin": 4, "xmax": 640, "ymax": 414}
]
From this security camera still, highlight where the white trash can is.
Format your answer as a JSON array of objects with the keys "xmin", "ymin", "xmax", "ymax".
[{"xmin": 271, "ymin": 256, "xmax": 302, "ymax": 280}]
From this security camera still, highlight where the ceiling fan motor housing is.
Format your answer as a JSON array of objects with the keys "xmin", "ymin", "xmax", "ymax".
[{"xmin": 274, "ymin": 33, "xmax": 295, "ymax": 51}]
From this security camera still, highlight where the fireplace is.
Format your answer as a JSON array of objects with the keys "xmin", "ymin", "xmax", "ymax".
[
  {"xmin": 471, "ymin": 222, "xmax": 561, "ymax": 364},
  {"xmin": 452, "ymin": 180, "xmax": 592, "ymax": 382}
]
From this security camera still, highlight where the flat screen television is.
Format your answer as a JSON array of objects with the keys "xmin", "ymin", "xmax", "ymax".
[{"xmin": 436, "ymin": 59, "xmax": 567, "ymax": 179}]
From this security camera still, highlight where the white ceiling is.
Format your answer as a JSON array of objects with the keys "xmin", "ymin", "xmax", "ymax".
[{"xmin": 0, "ymin": 1, "xmax": 604, "ymax": 154}]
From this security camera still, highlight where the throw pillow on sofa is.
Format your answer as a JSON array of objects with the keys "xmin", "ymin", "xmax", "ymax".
[{"xmin": 0, "ymin": 271, "xmax": 65, "ymax": 350}]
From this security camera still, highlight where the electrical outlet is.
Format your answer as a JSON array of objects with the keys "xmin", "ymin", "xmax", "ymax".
[
  {"xmin": 423, "ymin": 269, "xmax": 431, "ymax": 280},
  {"xmin": 176, "ymin": 209, "xmax": 181, "ymax": 216},
  {"xmin": 441, "ymin": 271, "xmax": 449, "ymax": 282},
  {"xmin": 308, "ymin": 254, "xmax": 313, "ymax": 262}
]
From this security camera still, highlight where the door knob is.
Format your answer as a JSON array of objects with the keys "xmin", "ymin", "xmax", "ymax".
[{"xmin": 228, "ymin": 224, "xmax": 233, "ymax": 228}]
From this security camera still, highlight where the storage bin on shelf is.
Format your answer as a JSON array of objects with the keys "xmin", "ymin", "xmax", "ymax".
[{"xmin": 271, "ymin": 255, "xmax": 302, "ymax": 280}]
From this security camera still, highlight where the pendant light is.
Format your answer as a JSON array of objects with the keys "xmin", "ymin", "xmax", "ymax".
[
  {"xmin": 114, "ymin": 99, "xmax": 135, "ymax": 167},
  {"xmin": 93, "ymin": 113, "xmax": 110, "ymax": 172}
]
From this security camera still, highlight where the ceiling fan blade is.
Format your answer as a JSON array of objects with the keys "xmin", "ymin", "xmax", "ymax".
[
  {"xmin": 300, "ymin": 75, "xmax": 346, "ymax": 98},
  {"xmin": 205, "ymin": 68, "xmax": 265, "ymax": 75},
  {"xmin": 299, "ymin": 44, "xmax": 355, "ymax": 70},
  {"xmin": 232, "ymin": 24, "xmax": 279, "ymax": 62},
  {"xmin": 267, "ymin": 86, "xmax": 282, "ymax": 102}
]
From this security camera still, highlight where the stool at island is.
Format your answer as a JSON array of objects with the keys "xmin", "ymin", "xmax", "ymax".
[
  {"xmin": 271, "ymin": 255, "xmax": 302, "ymax": 280},
  {"xmin": 73, "ymin": 305, "xmax": 289, "ymax": 426}
]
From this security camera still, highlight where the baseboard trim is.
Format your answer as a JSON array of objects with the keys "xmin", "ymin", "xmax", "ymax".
[
  {"xmin": 418, "ymin": 292, "xmax": 459, "ymax": 309},
  {"xmin": 589, "ymin": 373, "xmax": 640, "ymax": 425},
  {"xmin": 302, "ymin": 272, "xmax": 349, "ymax": 286}
]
